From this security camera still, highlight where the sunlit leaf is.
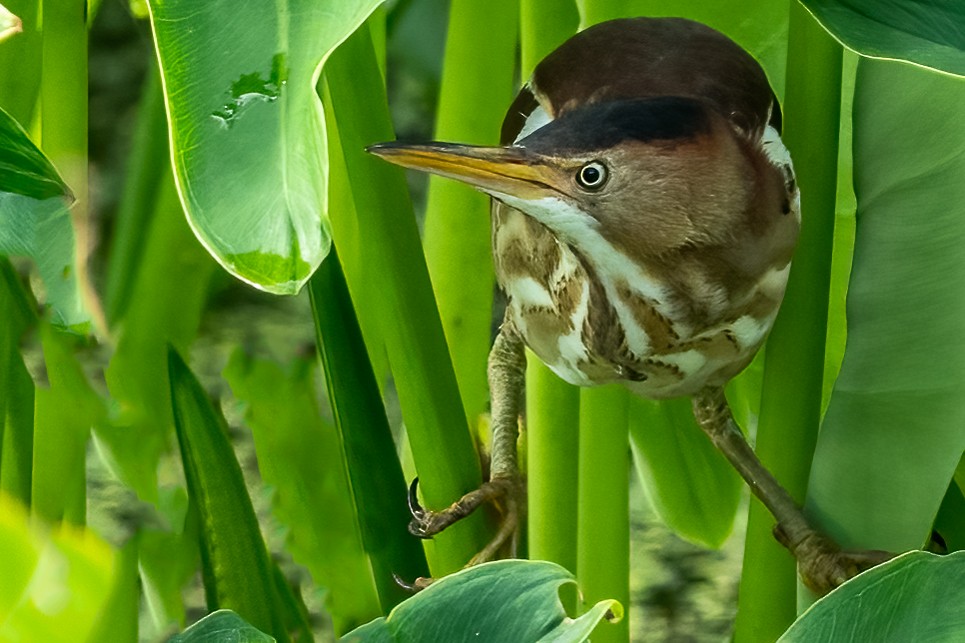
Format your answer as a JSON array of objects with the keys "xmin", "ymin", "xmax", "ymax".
[
  {"xmin": 779, "ymin": 551, "xmax": 965, "ymax": 642},
  {"xmin": 146, "ymin": 0, "xmax": 383, "ymax": 293},
  {"xmin": 806, "ymin": 59, "xmax": 965, "ymax": 553},
  {"xmin": 802, "ymin": 0, "xmax": 965, "ymax": 77},
  {"xmin": 0, "ymin": 494, "xmax": 116, "ymax": 642},
  {"xmin": 342, "ymin": 560, "xmax": 622, "ymax": 642}
]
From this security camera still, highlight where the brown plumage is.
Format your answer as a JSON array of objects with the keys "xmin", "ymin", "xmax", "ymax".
[{"xmin": 370, "ymin": 17, "xmax": 889, "ymax": 596}]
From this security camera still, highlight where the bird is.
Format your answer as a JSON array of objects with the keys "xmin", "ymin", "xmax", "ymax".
[{"xmin": 368, "ymin": 16, "xmax": 889, "ymax": 595}]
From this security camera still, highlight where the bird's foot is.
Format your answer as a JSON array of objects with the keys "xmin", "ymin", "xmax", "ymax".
[
  {"xmin": 776, "ymin": 525, "xmax": 894, "ymax": 595},
  {"xmin": 401, "ymin": 476, "xmax": 521, "ymax": 591}
]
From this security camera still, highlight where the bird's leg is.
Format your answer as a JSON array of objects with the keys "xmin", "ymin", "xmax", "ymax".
[
  {"xmin": 692, "ymin": 386, "xmax": 892, "ymax": 595},
  {"xmin": 407, "ymin": 323, "xmax": 526, "ymax": 565}
]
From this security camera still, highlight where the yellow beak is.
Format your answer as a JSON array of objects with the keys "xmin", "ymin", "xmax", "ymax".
[{"xmin": 366, "ymin": 142, "xmax": 562, "ymax": 200}]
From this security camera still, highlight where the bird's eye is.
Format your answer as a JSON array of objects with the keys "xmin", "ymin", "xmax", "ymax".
[{"xmin": 576, "ymin": 161, "xmax": 608, "ymax": 190}]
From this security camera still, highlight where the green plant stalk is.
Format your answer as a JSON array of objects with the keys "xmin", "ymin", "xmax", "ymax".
[
  {"xmin": 526, "ymin": 357, "xmax": 579, "ymax": 573},
  {"xmin": 32, "ymin": 325, "xmax": 103, "ymax": 524},
  {"xmin": 733, "ymin": 3, "xmax": 842, "ymax": 639},
  {"xmin": 520, "ymin": 0, "xmax": 581, "ymax": 595},
  {"xmin": 0, "ymin": 0, "xmax": 41, "ymax": 125},
  {"xmin": 309, "ymin": 246, "xmax": 430, "ymax": 612},
  {"xmin": 520, "ymin": 0, "xmax": 579, "ymax": 77},
  {"xmin": 577, "ymin": 385, "xmax": 630, "ymax": 643},
  {"xmin": 0, "ymin": 259, "xmax": 36, "ymax": 506},
  {"xmin": 422, "ymin": 0, "xmax": 517, "ymax": 425},
  {"xmin": 323, "ymin": 22, "xmax": 491, "ymax": 574},
  {"xmin": 40, "ymin": 0, "xmax": 103, "ymax": 333},
  {"xmin": 104, "ymin": 59, "xmax": 169, "ymax": 326},
  {"xmin": 321, "ymin": 86, "xmax": 390, "ymax": 388}
]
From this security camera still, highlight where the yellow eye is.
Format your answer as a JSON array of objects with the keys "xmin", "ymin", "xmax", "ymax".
[{"xmin": 577, "ymin": 161, "xmax": 608, "ymax": 190}]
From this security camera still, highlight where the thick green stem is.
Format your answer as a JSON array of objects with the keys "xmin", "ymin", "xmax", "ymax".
[
  {"xmin": 519, "ymin": 0, "xmax": 581, "ymax": 597},
  {"xmin": 734, "ymin": 3, "xmax": 842, "ymax": 640},
  {"xmin": 422, "ymin": 0, "xmax": 517, "ymax": 425},
  {"xmin": 577, "ymin": 385, "xmax": 630, "ymax": 643},
  {"xmin": 41, "ymin": 0, "xmax": 104, "ymax": 334},
  {"xmin": 324, "ymin": 22, "xmax": 491, "ymax": 574}
]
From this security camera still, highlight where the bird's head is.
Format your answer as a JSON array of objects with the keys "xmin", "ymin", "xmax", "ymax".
[{"xmin": 367, "ymin": 95, "xmax": 759, "ymax": 267}]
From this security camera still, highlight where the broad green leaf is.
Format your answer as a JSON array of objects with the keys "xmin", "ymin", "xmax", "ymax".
[
  {"xmin": 778, "ymin": 551, "xmax": 965, "ymax": 642},
  {"xmin": 806, "ymin": 59, "xmax": 965, "ymax": 554},
  {"xmin": 146, "ymin": 0, "xmax": 382, "ymax": 293},
  {"xmin": 342, "ymin": 560, "xmax": 622, "ymax": 642},
  {"xmin": 168, "ymin": 348, "xmax": 288, "ymax": 641},
  {"xmin": 223, "ymin": 349, "xmax": 384, "ymax": 634},
  {"xmin": 629, "ymin": 397, "xmax": 741, "ymax": 549},
  {"xmin": 0, "ymin": 106, "xmax": 86, "ymax": 329},
  {"xmin": 0, "ymin": 493, "xmax": 116, "ymax": 642},
  {"xmin": 0, "ymin": 4, "xmax": 21, "ymax": 43},
  {"xmin": 802, "ymin": 0, "xmax": 965, "ymax": 78},
  {"xmin": 170, "ymin": 609, "xmax": 275, "ymax": 643}
]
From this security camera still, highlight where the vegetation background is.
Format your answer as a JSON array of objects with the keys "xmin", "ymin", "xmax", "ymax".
[{"xmin": 0, "ymin": 0, "xmax": 963, "ymax": 641}]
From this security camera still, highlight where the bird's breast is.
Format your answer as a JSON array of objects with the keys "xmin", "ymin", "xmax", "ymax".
[{"xmin": 492, "ymin": 203, "xmax": 785, "ymax": 398}]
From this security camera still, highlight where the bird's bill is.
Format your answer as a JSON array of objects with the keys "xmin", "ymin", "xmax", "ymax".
[{"xmin": 366, "ymin": 141, "xmax": 558, "ymax": 200}]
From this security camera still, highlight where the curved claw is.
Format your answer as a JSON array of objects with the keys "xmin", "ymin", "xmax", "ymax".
[
  {"xmin": 407, "ymin": 477, "xmax": 425, "ymax": 520},
  {"xmin": 393, "ymin": 572, "xmax": 434, "ymax": 593},
  {"xmin": 407, "ymin": 477, "xmax": 433, "ymax": 539}
]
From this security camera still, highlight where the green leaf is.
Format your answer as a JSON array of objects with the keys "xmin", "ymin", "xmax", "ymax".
[
  {"xmin": 308, "ymin": 250, "xmax": 430, "ymax": 613},
  {"xmin": 805, "ymin": 59, "xmax": 965, "ymax": 554},
  {"xmin": 0, "ymin": 105, "xmax": 87, "ymax": 329},
  {"xmin": 168, "ymin": 347, "xmax": 289, "ymax": 641},
  {"xmin": 802, "ymin": 0, "xmax": 965, "ymax": 78},
  {"xmin": 778, "ymin": 551, "xmax": 965, "ymax": 642},
  {"xmin": 0, "ymin": 494, "xmax": 116, "ymax": 642},
  {"xmin": 629, "ymin": 397, "xmax": 741, "ymax": 549},
  {"xmin": 223, "ymin": 349, "xmax": 384, "ymax": 634},
  {"xmin": 342, "ymin": 560, "xmax": 622, "ymax": 642},
  {"xmin": 146, "ymin": 0, "xmax": 383, "ymax": 293},
  {"xmin": 170, "ymin": 609, "xmax": 275, "ymax": 643}
]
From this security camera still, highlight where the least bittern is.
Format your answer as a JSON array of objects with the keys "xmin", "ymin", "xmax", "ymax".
[{"xmin": 370, "ymin": 17, "xmax": 889, "ymax": 595}]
